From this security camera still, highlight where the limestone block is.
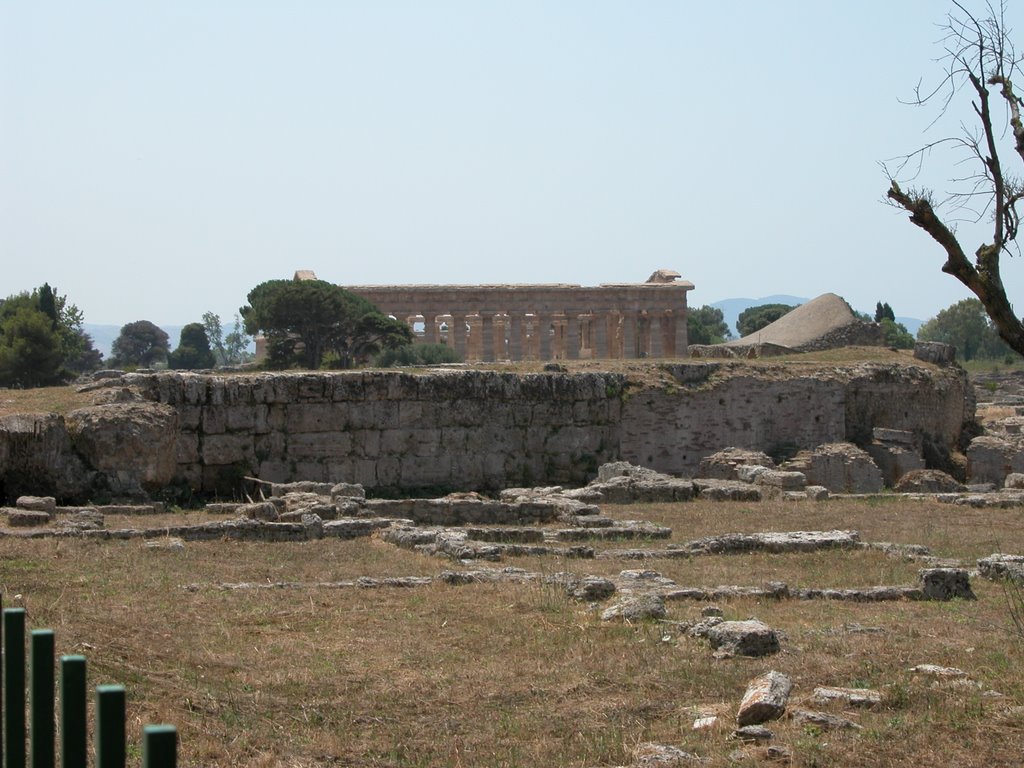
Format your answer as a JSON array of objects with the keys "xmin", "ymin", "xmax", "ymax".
[
  {"xmin": 600, "ymin": 594, "xmax": 666, "ymax": 622},
  {"xmin": 175, "ymin": 433, "xmax": 200, "ymax": 464},
  {"xmin": 754, "ymin": 470, "xmax": 806, "ymax": 490},
  {"xmin": 894, "ymin": 469, "xmax": 965, "ymax": 493},
  {"xmin": 238, "ymin": 502, "xmax": 279, "ymax": 521},
  {"xmin": 704, "ymin": 620, "xmax": 780, "ymax": 657},
  {"xmin": 789, "ymin": 709, "xmax": 861, "ymax": 730},
  {"xmin": 866, "ymin": 443, "xmax": 925, "ymax": 488},
  {"xmin": 914, "ymin": 341, "xmax": 956, "ymax": 365},
  {"xmin": 225, "ymin": 406, "xmax": 257, "ymax": 432},
  {"xmin": 287, "ymin": 432, "xmax": 354, "ymax": 460},
  {"xmin": 6, "ymin": 509, "xmax": 52, "ymax": 527},
  {"xmin": 811, "ymin": 687, "xmax": 881, "ymax": 708},
  {"xmin": 201, "ymin": 406, "xmax": 226, "ymax": 435},
  {"xmin": 16, "ymin": 495, "xmax": 56, "ymax": 514},
  {"xmin": 736, "ymin": 671, "xmax": 792, "ymax": 726},
  {"xmin": 330, "ymin": 482, "xmax": 365, "ymax": 500},
  {"xmin": 806, "ymin": 485, "xmax": 829, "ymax": 501},
  {"xmin": 697, "ymin": 448, "xmax": 777, "ymax": 480},
  {"xmin": 177, "ymin": 405, "xmax": 202, "ymax": 430},
  {"xmin": 919, "ymin": 568, "xmax": 976, "ymax": 600},
  {"xmin": 1007, "ymin": 473, "xmax": 1024, "ymax": 489},
  {"xmin": 967, "ymin": 435, "xmax": 1024, "ymax": 487},
  {"xmin": 782, "ymin": 443, "xmax": 881, "ymax": 493},
  {"xmin": 65, "ymin": 403, "xmax": 179, "ymax": 494},
  {"xmin": 201, "ymin": 434, "xmax": 253, "ymax": 466},
  {"xmin": 977, "ymin": 553, "xmax": 1024, "ymax": 584},
  {"xmin": 286, "ymin": 403, "xmax": 349, "ymax": 433}
]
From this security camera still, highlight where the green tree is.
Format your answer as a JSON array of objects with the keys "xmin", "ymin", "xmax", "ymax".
[
  {"xmin": 110, "ymin": 321, "xmax": 170, "ymax": 368},
  {"xmin": 686, "ymin": 306, "xmax": 731, "ymax": 345},
  {"xmin": 0, "ymin": 306, "xmax": 64, "ymax": 387},
  {"xmin": 0, "ymin": 285, "xmax": 100, "ymax": 385},
  {"xmin": 201, "ymin": 311, "xmax": 227, "ymax": 366},
  {"xmin": 736, "ymin": 303, "xmax": 796, "ymax": 337},
  {"xmin": 917, "ymin": 298, "xmax": 1010, "ymax": 361},
  {"xmin": 879, "ymin": 318, "xmax": 915, "ymax": 349},
  {"xmin": 886, "ymin": 2, "xmax": 1024, "ymax": 357},
  {"xmin": 874, "ymin": 301, "xmax": 895, "ymax": 323},
  {"xmin": 222, "ymin": 315, "xmax": 253, "ymax": 365},
  {"xmin": 168, "ymin": 323, "xmax": 217, "ymax": 370},
  {"xmin": 241, "ymin": 279, "xmax": 412, "ymax": 369}
]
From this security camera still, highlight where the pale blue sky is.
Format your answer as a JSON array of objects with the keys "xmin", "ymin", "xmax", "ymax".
[{"xmin": 3, "ymin": 2, "xmax": 1023, "ymax": 326}]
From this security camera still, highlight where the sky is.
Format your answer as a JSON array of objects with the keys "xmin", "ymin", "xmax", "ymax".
[{"xmin": 4, "ymin": 1, "xmax": 1024, "ymax": 328}]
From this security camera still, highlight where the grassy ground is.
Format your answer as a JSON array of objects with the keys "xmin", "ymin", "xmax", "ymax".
[{"xmin": 2, "ymin": 497, "xmax": 1023, "ymax": 767}]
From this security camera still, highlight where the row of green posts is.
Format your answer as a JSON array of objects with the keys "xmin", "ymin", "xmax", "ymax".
[{"xmin": 2, "ymin": 595, "xmax": 178, "ymax": 767}]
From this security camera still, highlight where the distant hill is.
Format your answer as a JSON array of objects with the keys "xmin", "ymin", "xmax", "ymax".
[{"xmin": 704, "ymin": 295, "xmax": 923, "ymax": 339}]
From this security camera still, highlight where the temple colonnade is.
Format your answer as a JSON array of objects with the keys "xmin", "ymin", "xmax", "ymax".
[{"xmin": 345, "ymin": 281, "xmax": 694, "ymax": 361}]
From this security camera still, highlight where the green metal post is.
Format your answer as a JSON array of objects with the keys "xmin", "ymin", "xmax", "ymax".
[
  {"xmin": 59, "ymin": 656, "xmax": 87, "ymax": 768},
  {"xmin": 29, "ymin": 630, "xmax": 55, "ymax": 768},
  {"xmin": 95, "ymin": 685, "xmax": 126, "ymax": 768},
  {"xmin": 142, "ymin": 725, "xmax": 177, "ymax": 768},
  {"xmin": 4, "ymin": 608, "xmax": 26, "ymax": 768}
]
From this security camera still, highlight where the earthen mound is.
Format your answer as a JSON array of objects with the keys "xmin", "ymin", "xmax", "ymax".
[{"xmin": 723, "ymin": 293, "xmax": 881, "ymax": 353}]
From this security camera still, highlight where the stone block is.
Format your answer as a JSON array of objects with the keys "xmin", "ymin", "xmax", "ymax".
[
  {"xmin": 920, "ymin": 568, "xmax": 976, "ymax": 600},
  {"xmin": 176, "ymin": 433, "xmax": 200, "ymax": 464},
  {"xmin": 201, "ymin": 434, "xmax": 253, "ymax": 466},
  {"xmin": 287, "ymin": 432, "xmax": 354, "ymax": 460},
  {"xmin": 737, "ymin": 671, "xmax": 792, "ymax": 726},
  {"xmin": 705, "ymin": 620, "xmax": 780, "ymax": 657},
  {"xmin": 286, "ymin": 404, "xmax": 348, "ymax": 433},
  {"xmin": 201, "ymin": 406, "xmax": 226, "ymax": 435},
  {"xmin": 7, "ymin": 509, "xmax": 52, "ymax": 527},
  {"xmin": 755, "ymin": 470, "xmax": 806, "ymax": 490},
  {"xmin": 16, "ymin": 495, "xmax": 56, "ymax": 514}
]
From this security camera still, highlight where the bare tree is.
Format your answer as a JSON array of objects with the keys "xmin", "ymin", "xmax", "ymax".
[{"xmin": 886, "ymin": 1, "xmax": 1024, "ymax": 355}]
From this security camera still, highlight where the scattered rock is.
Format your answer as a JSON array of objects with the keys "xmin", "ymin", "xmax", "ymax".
[
  {"xmin": 145, "ymin": 537, "xmax": 185, "ymax": 551},
  {"xmin": 631, "ymin": 742, "xmax": 702, "ymax": 765},
  {"xmin": 697, "ymin": 448, "xmax": 776, "ymax": 480},
  {"xmin": 736, "ymin": 671, "xmax": 792, "ymax": 726},
  {"xmin": 919, "ymin": 568, "xmax": 976, "ymax": 600},
  {"xmin": 238, "ymin": 501, "xmax": 279, "ymax": 521},
  {"xmin": 811, "ymin": 686, "xmax": 881, "ymax": 708},
  {"xmin": 704, "ymin": 620, "xmax": 780, "ymax": 658},
  {"xmin": 789, "ymin": 708, "xmax": 861, "ymax": 731},
  {"xmin": 978, "ymin": 553, "xmax": 1024, "ymax": 584},
  {"xmin": 16, "ymin": 495, "xmax": 56, "ymax": 514},
  {"xmin": 732, "ymin": 725, "xmax": 773, "ymax": 742},
  {"xmin": 782, "ymin": 443, "xmax": 883, "ymax": 494},
  {"xmin": 600, "ymin": 594, "xmax": 667, "ymax": 622},
  {"xmin": 894, "ymin": 469, "xmax": 965, "ymax": 493}
]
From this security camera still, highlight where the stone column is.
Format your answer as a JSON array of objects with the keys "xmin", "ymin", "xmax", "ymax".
[
  {"xmin": 649, "ymin": 312, "xmax": 664, "ymax": 358},
  {"xmin": 622, "ymin": 312, "xmax": 638, "ymax": 358},
  {"xmin": 538, "ymin": 314, "xmax": 553, "ymax": 360},
  {"xmin": 673, "ymin": 310, "xmax": 689, "ymax": 357},
  {"xmin": 593, "ymin": 312, "xmax": 609, "ymax": 359},
  {"xmin": 480, "ymin": 313, "xmax": 495, "ymax": 362},
  {"xmin": 451, "ymin": 314, "xmax": 468, "ymax": 359},
  {"xmin": 509, "ymin": 313, "xmax": 524, "ymax": 361},
  {"xmin": 422, "ymin": 313, "xmax": 439, "ymax": 345},
  {"xmin": 565, "ymin": 314, "xmax": 581, "ymax": 360}
]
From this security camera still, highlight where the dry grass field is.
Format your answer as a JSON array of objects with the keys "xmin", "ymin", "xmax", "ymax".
[{"xmin": 2, "ymin": 497, "xmax": 1023, "ymax": 767}]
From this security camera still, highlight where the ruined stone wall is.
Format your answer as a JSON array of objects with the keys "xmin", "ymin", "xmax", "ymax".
[
  {"xmin": 135, "ymin": 371, "xmax": 624, "ymax": 495},
  {"xmin": 0, "ymin": 361, "xmax": 973, "ymax": 502},
  {"xmin": 619, "ymin": 363, "xmax": 971, "ymax": 477}
]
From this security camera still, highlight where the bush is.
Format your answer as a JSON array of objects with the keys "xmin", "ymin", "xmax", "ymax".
[{"xmin": 375, "ymin": 343, "xmax": 461, "ymax": 367}]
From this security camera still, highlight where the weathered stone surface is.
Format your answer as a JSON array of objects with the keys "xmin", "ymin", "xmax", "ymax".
[
  {"xmin": 919, "ymin": 568, "xmax": 976, "ymax": 600},
  {"xmin": 0, "ymin": 414, "xmax": 93, "ymax": 501},
  {"xmin": 65, "ymin": 403, "xmax": 179, "ymax": 497},
  {"xmin": 682, "ymin": 530, "xmax": 860, "ymax": 555},
  {"xmin": 53, "ymin": 509, "xmax": 104, "ymax": 532},
  {"xmin": 704, "ymin": 620, "xmax": 780, "ymax": 657},
  {"xmin": 16, "ymin": 495, "xmax": 56, "ymax": 514},
  {"xmin": 910, "ymin": 664, "xmax": 968, "ymax": 679},
  {"xmin": 6, "ymin": 508, "xmax": 51, "ymax": 527},
  {"xmin": 805, "ymin": 485, "xmax": 829, "ymax": 501},
  {"xmin": 697, "ymin": 448, "xmax": 776, "ymax": 480},
  {"xmin": 587, "ymin": 464, "xmax": 694, "ymax": 504},
  {"xmin": 736, "ymin": 671, "xmax": 792, "ymax": 726},
  {"xmin": 330, "ymin": 482, "xmax": 365, "ymax": 500},
  {"xmin": 914, "ymin": 341, "xmax": 956, "ymax": 365},
  {"xmin": 271, "ymin": 481, "xmax": 334, "ymax": 497},
  {"xmin": 732, "ymin": 725, "xmax": 773, "ymax": 742},
  {"xmin": 967, "ymin": 435, "xmax": 1024, "ymax": 487},
  {"xmin": 600, "ymin": 594, "xmax": 667, "ymax": 622},
  {"xmin": 789, "ymin": 709, "xmax": 861, "ymax": 730},
  {"xmin": 692, "ymin": 479, "xmax": 762, "ymax": 502},
  {"xmin": 811, "ymin": 686, "xmax": 881, "ymax": 708},
  {"xmin": 631, "ymin": 742, "xmax": 702, "ymax": 765},
  {"xmin": 978, "ymin": 553, "xmax": 1024, "ymax": 584},
  {"xmin": 754, "ymin": 470, "xmax": 807, "ymax": 491},
  {"xmin": 782, "ymin": 443, "xmax": 883, "ymax": 493},
  {"xmin": 894, "ymin": 469, "xmax": 965, "ymax": 493},
  {"xmin": 237, "ymin": 502, "xmax": 279, "ymax": 521},
  {"xmin": 565, "ymin": 576, "xmax": 617, "ymax": 602}
]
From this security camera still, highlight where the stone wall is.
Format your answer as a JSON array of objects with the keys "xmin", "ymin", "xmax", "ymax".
[{"xmin": 0, "ymin": 361, "xmax": 973, "ymax": 502}]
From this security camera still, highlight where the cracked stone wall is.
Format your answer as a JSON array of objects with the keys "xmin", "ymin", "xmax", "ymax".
[{"xmin": 0, "ymin": 362, "xmax": 973, "ymax": 501}]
